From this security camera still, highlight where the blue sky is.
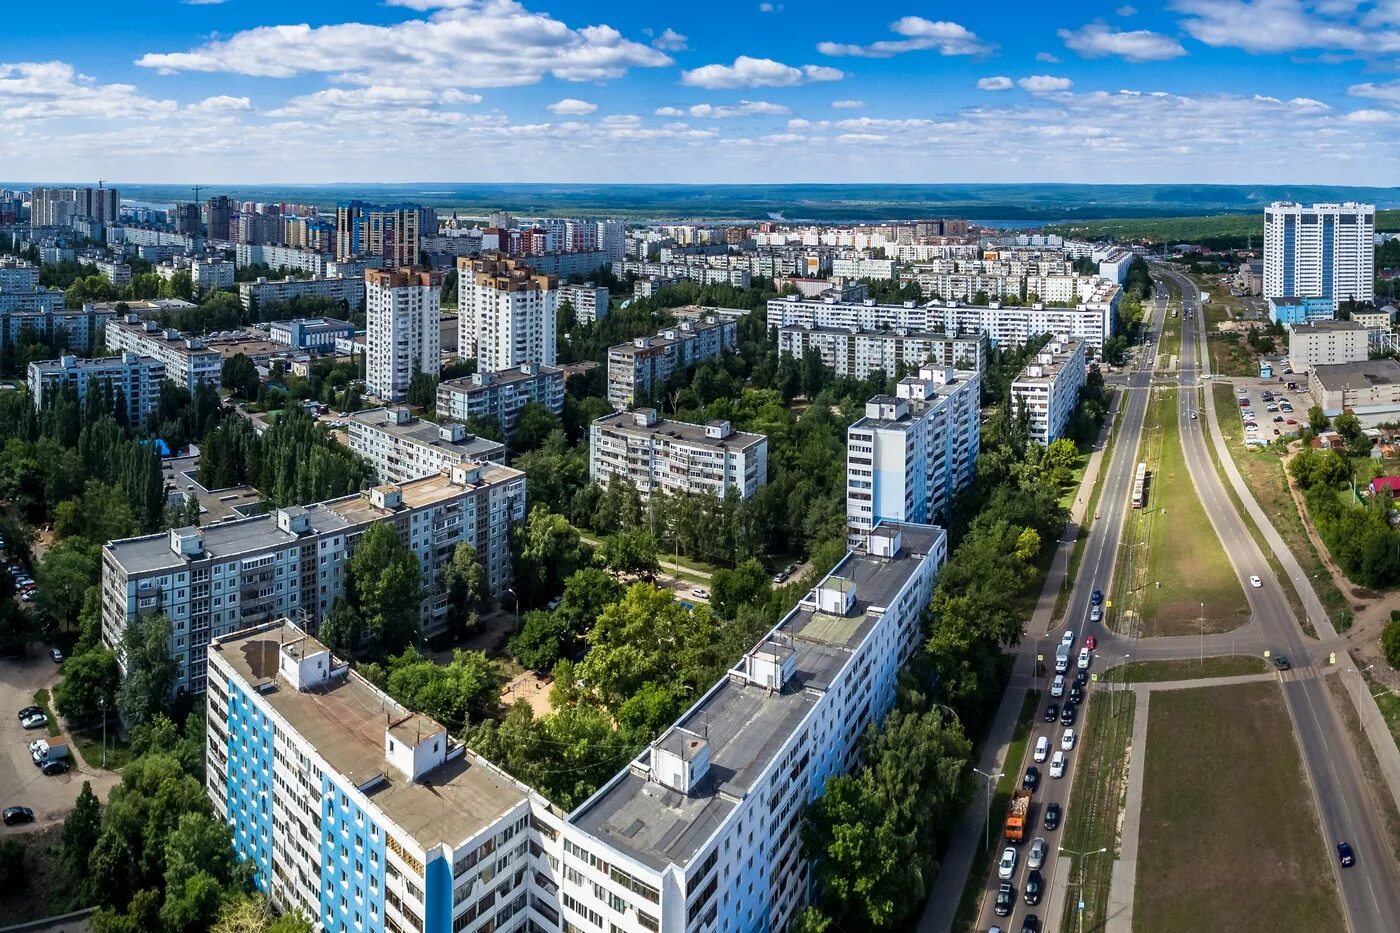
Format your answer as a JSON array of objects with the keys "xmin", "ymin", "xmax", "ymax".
[{"xmin": 8, "ymin": 0, "xmax": 1400, "ymax": 184}]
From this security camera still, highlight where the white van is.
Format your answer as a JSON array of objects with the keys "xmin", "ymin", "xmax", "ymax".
[
  {"xmin": 1055, "ymin": 645, "xmax": 1071, "ymax": 674},
  {"xmin": 1051, "ymin": 675, "xmax": 1065, "ymax": 698},
  {"xmin": 1034, "ymin": 736, "xmax": 1050, "ymax": 763}
]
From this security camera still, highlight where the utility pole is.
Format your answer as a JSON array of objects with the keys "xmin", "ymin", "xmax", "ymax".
[
  {"xmin": 972, "ymin": 767, "xmax": 1003, "ymax": 853},
  {"xmin": 100, "ymin": 697, "xmax": 107, "ymax": 769}
]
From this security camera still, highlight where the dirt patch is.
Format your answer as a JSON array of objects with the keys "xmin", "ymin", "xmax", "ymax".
[{"xmin": 500, "ymin": 671, "xmax": 554, "ymax": 717}]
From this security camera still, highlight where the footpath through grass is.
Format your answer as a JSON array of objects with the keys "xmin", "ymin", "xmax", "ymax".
[
  {"xmin": 1132, "ymin": 389, "xmax": 1250, "ymax": 636},
  {"xmin": 1059, "ymin": 688, "xmax": 1135, "ymax": 933},
  {"xmin": 1134, "ymin": 681, "xmax": 1342, "ymax": 933},
  {"xmin": 952, "ymin": 689, "xmax": 1040, "ymax": 932},
  {"xmin": 1115, "ymin": 655, "xmax": 1269, "ymax": 683}
]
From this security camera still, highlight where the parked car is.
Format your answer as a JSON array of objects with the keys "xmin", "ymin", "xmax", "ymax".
[
  {"xmin": 690, "ymin": 587, "xmax": 709, "ymax": 599},
  {"xmin": 48, "ymin": 648, "xmax": 62, "ymax": 664},
  {"xmin": 2, "ymin": 806, "xmax": 33, "ymax": 826},
  {"xmin": 16, "ymin": 705, "xmax": 40, "ymax": 721},
  {"xmin": 40, "ymin": 760, "xmax": 68, "ymax": 776},
  {"xmin": 21, "ymin": 713, "xmax": 47, "ymax": 730},
  {"xmin": 1049, "ymin": 751, "xmax": 1066, "ymax": 778}
]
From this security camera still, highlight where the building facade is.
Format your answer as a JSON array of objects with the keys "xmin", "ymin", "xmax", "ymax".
[
  {"xmin": 27, "ymin": 352, "xmax": 165, "ymax": 427},
  {"xmin": 268, "ymin": 317, "xmax": 358, "ymax": 351},
  {"xmin": 365, "ymin": 269, "xmax": 442, "ymax": 403},
  {"xmin": 779, "ymin": 326, "xmax": 986, "ymax": 381},
  {"xmin": 1268, "ymin": 295, "xmax": 1335, "ymax": 326},
  {"xmin": 1010, "ymin": 338, "xmax": 1087, "ymax": 445},
  {"xmin": 1264, "ymin": 201, "xmax": 1375, "ymax": 310},
  {"xmin": 590, "ymin": 408, "xmax": 767, "ymax": 501},
  {"xmin": 558, "ymin": 282, "xmax": 610, "ymax": 323},
  {"xmin": 237, "ymin": 276, "xmax": 365, "ymax": 315},
  {"xmin": 606, "ymin": 314, "xmax": 739, "ymax": 409},
  {"xmin": 457, "ymin": 254, "xmax": 558, "ymax": 372},
  {"xmin": 346, "ymin": 407, "xmax": 507, "ymax": 483},
  {"xmin": 105, "ymin": 314, "xmax": 222, "ymax": 389},
  {"xmin": 436, "ymin": 364, "xmax": 565, "ymax": 442},
  {"xmin": 1309, "ymin": 359, "xmax": 1400, "ymax": 421},
  {"xmin": 335, "ymin": 202, "xmax": 431, "ymax": 270},
  {"xmin": 1287, "ymin": 319, "xmax": 1369, "ymax": 372},
  {"xmin": 102, "ymin": 462, "xmax": 526, "ymax": 694},
  {"xmin": 846, "ymin": 366, "xmax": 982, "ymax": 533}
]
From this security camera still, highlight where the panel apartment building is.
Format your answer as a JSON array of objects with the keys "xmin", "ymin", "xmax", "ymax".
[
  {"xmin": 101, "ymin": 462, "xmax": 526, "ymax": 694},
  {"xmin": 847, "ymin": 366, "xmax": 982, "ymax": 533},
  {"xmin": 779, "ymin": 326, "xmax": 986, "ymax": 381},
  {"xmin": 558, "ymin": 282, "xmax": 609, "ymax": 323},
  {"xmin": 1010, "ymin": 338, "xmax": 1088, "ymax": 445},
  {"xmin": 237, "ymin": 275, "xmax": 366, "ymax": 315},
  {"xmin": 365, "ymin": 268, "xmax": 442, "ymax": 403},
  {"xmin": 209, "ymin": 521, "xmax": 946, "ymax": 933},
  {"xmin": 606, "ymin": 311, "xmax": 739, "ymax": 409},
  {"xmin": 457, "ymin": 254, "xmax": 558, "ymax": 372},
  {"xmin": 27, "ymin": 352, "xmax": 165, "ymax": 427},
  {"xmin": 346, "ymin": 407, "xmax": 506, "ymax": 484},
  {"xmin": 590, "ymin": 408, "xmax": 767, "ymax": 501},
  {"xmin": 105, "ymin": 314, "xmax": 222, "ymax": 389},
  {"xmin": 435, "ymin": 363, "xmax": 565, "ymax": 442},
  {"xmin": 1264, "ymin": 201, "xmax": 1375, "ymax": 311}
]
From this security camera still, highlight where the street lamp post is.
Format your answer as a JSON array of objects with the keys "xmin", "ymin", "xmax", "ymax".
[
  {"xmin": 1059, "ymin": 845, "xmax": 1109, "ymax": 933},
  {"xmin": 1199, "ymin": 601, "xmax": 1204, "ymax": 664},
  {"xmin": 972, "ymin": 767, "xmax": 1003, "ymax": 854},
  {"xmin": 505, "ymin": 587, "xmax": 520, "ymax": 634}
]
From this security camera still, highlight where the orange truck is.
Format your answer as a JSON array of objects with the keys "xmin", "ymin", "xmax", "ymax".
[{"xmin": 1004, "ymin": 788, "xmax": 1032, "ymax": 843}]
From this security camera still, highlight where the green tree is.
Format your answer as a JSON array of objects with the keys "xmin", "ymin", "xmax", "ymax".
[
  {"xmin": 440, "ymin": 541, "xmax": 486, "ymax": 636},
  {"xmin": 62, "ymin": 781, "xmax": 103, "ymax": 882},
  {"xmin": 53, "ymin": 647, "xmax": 120, "ymax": 724},
  {"xmin": 116, "ymin": 613, "xmax": 177, "ymax": 727},
  {"xmin": 513, "ymin": 508, "xmax": 591, "ymax": 606},
  {"xmin": 509, "ymin": 402, "xmax": 563, "ymax": 455},
  {"xmin": 508, "ymin": 611, "xmax": 575, "ymax": 671},
  {"xmin": 221, "ymin": 354, "xmax": 261, "ymax": 401},
  {"xmin": 36, "ymin": 543, "xmax": 99, "ymax": 631},
  {"xmin": 1308, "ymin": 405, "xmax": 1330, "ymax": 434},
  {"xmin": 385, "ymin": 648, "xmax": 501, "ymax": 729},
  {"xmin": 345, "ymin": 524, "xmax": 422, "ymax": 658},
  {"xmin": 710, "ymin": 557, "xmax": 769, "ymax": 619},
  {"xmin": 407, "ymin": 367, "xmax": 439, "ymax": 412},
  {"xmin": 1383, "ymin": 620, "xmax": 1400, "ymax": 670},
  {"xmin": 593, "ymin": 530, "xmax": 660, "ymax": 580}
]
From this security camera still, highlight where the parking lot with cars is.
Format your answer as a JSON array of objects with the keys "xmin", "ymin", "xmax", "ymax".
[
  {"xmin": 0, "ymin": 654, "xmax": 117, "ymax": 835},
  {"xmin": 1232, "ymin": 377, "xmax": 1308, "ymax": 447}
]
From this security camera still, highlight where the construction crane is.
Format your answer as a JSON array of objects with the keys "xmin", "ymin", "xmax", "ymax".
[{"xmin": 192, "ymin": 184, "xmax": 203, "ymax": 204}]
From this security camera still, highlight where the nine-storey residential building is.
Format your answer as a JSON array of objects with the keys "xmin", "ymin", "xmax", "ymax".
[
  {"xmin": 347, "ymin": 407, "xmax": 506, "ymax": 483},
  {"xmin": 101, "ymin": 463, "xmax": 526, "ymax": 694},
  {"xmin": 779, "ymin": 326, "xmax": 986, "ymax": 381},
  {"xmin": 435, "ymin": 363, "xmax": 565, "ymax": 442},
  {"xmin": 1010, "ymin": 338, "xmax": 1087, "ymax": 445},
  {"xmin": 457, "ymin": 254, "xmax": 558, "ymax": 372},
  {"xmin": 590, "ymin": 408, "xmax": 767, "ymax": 501},
  {"xmin": 27, "ymin": 352, "xmax": 165, "ymax": 427},
  {"xmin": 846, "ymin": 366, "xmax": 982, "ymax": 534},
  {"xmin": 558, "ymin": 282, "xmax": 610, "ymax": 323},
  {"xmin": 105, "ymin": 314, "xmax": 222, "ymax": 389},
  {"xmin": 366, "ymin": 268, "xmax": 442, "ymax": 403},
  {"xmin": 605, "ymin": 311, "xmax": 740, "ymax": 409},
  {"xmin": 1264, "ymin": 201, "xmax": 1375, "ymax": 312}
]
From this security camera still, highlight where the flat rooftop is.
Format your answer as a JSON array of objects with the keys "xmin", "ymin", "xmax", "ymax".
[
  {"xmin": 346, "ymin": 408, "xmax": 507, "ymax": 461},
  {"xmin": 1289, "ymin": 319, "xmax": 1366, "ymax": 333},
  {"xmin": 779, "ymin": 324, "xmax": 982, "ymax": 341},
  {"xmin": 593, "ymin": 411, "xmax": 766, "ymax": 451},
  {"xmin": 569, "ymin": 523, "xmax": 943, "ymax": 872},
  {"xmin": 1012, "ymin": 341, "xmax": 1084, "ymax": 385},
  {"xmin": 213, "ymin": 622, "xmax": 529, "ymax": 850},
  {"xmin": 608, "ymin": 317, "xmax": 733, "ymax": 358},
  {"xmin": 438, "ymin": 364, "xmax": 562, "ymax": 394},
  {"xmin": 1311, "ymin": 359, "xmax": 1400, "ymax": 391}
]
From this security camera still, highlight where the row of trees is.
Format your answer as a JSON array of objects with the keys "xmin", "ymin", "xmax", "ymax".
[
  {"xmin": 1291, "ymin": 447, "xmax": 1400, "ymax": 588},
  {"xmin": 198, "ymin": 406, "xmax": 370, "ymax": 506}
]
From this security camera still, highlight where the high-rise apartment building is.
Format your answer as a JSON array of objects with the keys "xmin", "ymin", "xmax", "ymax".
[
  {"xmin": 1264, "ymin": 201, "xmax": 1375, "ymax": 311},
  {"xmin": 779, "ymin": 327, "xmax": 986, "ymax": 381},
  {"xmin": 203, "ymin": 196, "xmax": 233, "ymax": 242},
  {"xmin": 30, "ymin": 185, "xmax": 119, "ymax": 226},
  {"xmin": 1010, "ymin": 338, "xmax": 1087, "ymax": 445},
  {"xmin": 336, "ymin": 201, "xmax": 432, "ymax": 270},
  {"xmin": 558, "ymin": 282, "xmax": 609, "ymax": 323},
  {"xmin": 590, "ymin": 408, "xmax": 768, "ymax": 501},
  {"xmin": 846, "ymin": 366, "xmax": 982, "ymax": 533},
  {"xmin": 27, "ymin": 352, "xmax": 165, "ymax": 427},
  {"xmin": 102, "ymin": 462, "xmax": 526, "ymax": 694},
  {"xmin": 174, "ymin": 202, "xmax": 203, "ymax": 237},
  {"xmin": 456, "ymin": 254, "xmax": 558, "ymax": 372},
  {"xmin": 105, "ymin": 314, "xmax": 222, "ymax": 389},
  {"xmin": 365, "ymin": 268, "xmax": 442, "ymax": 402}
]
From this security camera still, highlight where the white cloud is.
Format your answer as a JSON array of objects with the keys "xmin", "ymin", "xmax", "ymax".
[
  {"xmin": 681, "ymin": 56, "xmax": 842, "ymax": 89},
  {"xmin": 1344, "ymin": 108, "xmax": 1399, "ymax": 123},
  {"xmin": 1117, "ymin": 4, "xmax": 1137, "ymax": 14},
  {"xmin": 830, "ymin": 99, "xmax": 865, "ymax": 109},
  {"xmin": 1059, "ymin": 23, "xmax": 1187, "ymax": 61},
  {"xmin": 1172, "ymin": 0, "xmax": 1400, "ymax": 55},
  {"xmin": 268, "ymin": 85, "xmax": 481, "ymax": 116},
  {"xmin": 652, "ymin": 28, "xmax": 687, "ymax": 51},
  {"xmin": 758, "ymin": 2, "xmax": 782, "ymax": 11},
  {"xmin": 1349, "ymin": 80, "xmax": 1400, "ymax": 103},
  {"xmin": 1036, "ymin": 51, "xmax": 1061, "ymax": 63},
  {"xmin": 181, "ymin": 0, "xmax": 227, "ymax": 4},
  {"xmin": 547, "ymin": 97, "xmax": 597, "ymax": 115},
  {"xmin": 977, "ymin": 76, "xmax": 1014, "ymax": 91},
  {"xmin": 137, "ymin": 0, "xmax": 673, "ymax": 88},
  {"xmin": 686, "ymin": 100, "xmax": 790, "ymax": 118},
  {"xmin": 187, "ymin": 95, "xmax": 252, "ymax": 113},
  {"xmin": 653, "ymin": 106, "xmax": 686, "ymax": 117},
  {"xmin": 1018, "ymin": 74, "xmax": 1073, "ymax": 93},
  {"xmin": 818, "ymin": 16, "xmax": 991, "ymax": 57},
  {"xmin": 0, "ymin": 61, "xmax": 178, "ymax": 121}
]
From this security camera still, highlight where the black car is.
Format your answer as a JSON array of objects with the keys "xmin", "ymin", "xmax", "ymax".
[
  {"xmin": 1044, "ymin": 703, "xmax": 1059, "ymax": 723},
  {"xmin": 1043, "ymin": 802, "xmax": 1062, "ymax": 831},
  {"xmin": 1060, "ymin": 705, "xmax": 1077, "ymax": 727},
  {"xmin": 994, "ymin": 883, "xmax": 1015, "ymax": 917},
  {"xmin": 1024, "ymin": 869, "xmax": 1044, "ymax": 905},
  {"xmin": 40, "ymin": 760, "xmax": 68, "ymax": 776},
  {"xmin": 1074, "ymin": 670, "xmax": 1089, "ymax": 687},
  {"xmin": 1338, "ymin": 842, "xmax": 1356, "ymax": 867},
  {"xmin": 16, "ymin": 705, "xmax": 40, "ymax": 721},
  {"xmin": 1023, "ymin": 766, "xmax": 1041, "ymax": 792},
  {"xmin": 2, "ymin": 806, "xmax": 33, "ymax": 826},
  {"xmin": 1021, "ymin": 914, "xmax": 1040, "ymax": 933},
  {"xmin": 1068, "ymin": 685, "xmax": 1084, "ymax": 705}
]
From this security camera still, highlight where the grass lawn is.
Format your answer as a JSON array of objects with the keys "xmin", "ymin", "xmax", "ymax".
[
  {"xmin": 953, "ymin": 689, "xmax": 1040, "ymax": 933},
  {"xmin": 1115, "ymin": 655, "xmax": 1270, "ymax": 683},
  {"xmin": 32, "ymin": 688, "xmax": 59, "ymax": 737},
  {"xmin": 1134, "ymin": 681, "xmax": 1342, "ymax": 933},
  {"xmin": 1059, "ymin": 689, "xmax": 1136, "ymax": 933},
  {"xmin": 1361, "ymin": 670, "xmax": 1400, "ymax": 765},
  {"xmin": 0, "ymin": 825, "xmax": 77, "ymax": 923},
  {"xmin": 69, "ymin": 724, "xmax": 132, "ymax": 771},
  {"xmin": 1324, "ymin": 674, "xmax": 1400, "ymax": 864},
  {"xmin": 1056, "ymin": 394, "xmax": 1121, "ymax": 622},
  {"xmin": 1208, "ymin": 382, "xmax": 1350, "ymax": 630},
  {"xmin": 1131, "ymin": 389, "xmax": 1250, "ymax": 636}
]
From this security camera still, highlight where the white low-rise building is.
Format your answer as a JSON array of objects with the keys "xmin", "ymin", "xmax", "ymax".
[
  {"xmin": 1010, "ymin": 338, "xmax": 1087, "ymax": 445},
  {"xmin": 27, "ymin": 352, "xmax": 165, "ymax": 427},
  {"xmin": 558, "ymin": 282, "xmax": 610, "ymax": 323},
  {"xmin": 346, "ymin": 406, "xmax": 506, "ymax": 483},
  {"xmin": 779, "ymin": 326, "xmax": 986, "ymax": 380},
  {"xmin": 105, "ymin": 314, "xmax": 222, "ymax": 389},
  {"xmin": 1287, "ymin": 319, "xmax": 1369, "ymax": 372},
  {"xmin": 590, "ymin": 408, "xmax": 767, "ymax": 500}
]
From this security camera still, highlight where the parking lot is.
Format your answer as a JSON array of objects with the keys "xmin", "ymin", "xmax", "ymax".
[
  {"xmin": 1231, "ymin": 376, "xmax": 1310, "ymax": 447},
  {"xmin": 0, "ymin": 654, "xmax": 118, "ymax": 835}
]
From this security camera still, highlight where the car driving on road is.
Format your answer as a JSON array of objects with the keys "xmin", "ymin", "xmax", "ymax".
[
  {"xmin": 998, "ymin": 847, "xmax": 1018, "ymax": 880},
  {"xmin": 1338, "ymin": 842, "xmax": 1356, "ymax": 867},
  {"xmin": 1249, "ymin": 575, "xmax": 1263, "ymax": 588}
]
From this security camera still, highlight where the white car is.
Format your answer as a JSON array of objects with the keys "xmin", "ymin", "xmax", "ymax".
[
  {"xmin": 21, "ymin": 713, "xmax": 47, "ymax": 730},
  {"xmin": 1077, "ymin": 647, "xmax": 1092, "ymax": 671},
  {"xmin": 1060, "ymin": 630, "xmax": 1075, "ymax": 649},
  {"xmin": 690, "ymin": 587, "xmax": 709, "ymax": 599},
  {"xmin": 1028, "ymin": 837, "xmax": 1048, "ymax": 870},
  {"xmin": 1034, "ymin": 736, "xmax": 1050, "ymax": 763},
  {"xmin": 1050, "ymin": 751, "xmax": 1067, "ymax": 778},
  {"xmin": 1249, "ymin": 575, "xmax": 1263, "ymax": 588},
  {"xmin": 27, "ymin": 738, "xmax": 47, "ymax": 756},
  {"xmin": 1061, "ymin": 728, "xmax": 1077, "ymax": 751},
  {"xmin": 998, "ymin": 847, "xmax": 1018, "ymax": 880},
  {"xmin": 1089, "ymin": 605, "xmax": 1102, "ymax": 623},
  {"xmin": 1051, "ymin": 675, "xmax": 1065, "ymax": 698}
]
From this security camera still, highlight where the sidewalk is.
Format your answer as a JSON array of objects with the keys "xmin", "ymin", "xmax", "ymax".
[{"xmin": 917, "ymin": 394, "xmax": 1121, "ymax": 933}]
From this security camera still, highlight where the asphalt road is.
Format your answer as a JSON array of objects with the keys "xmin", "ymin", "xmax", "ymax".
[{"xmin": 1161, "ymin": 266, "xmax": 1400, "ymax": 931}]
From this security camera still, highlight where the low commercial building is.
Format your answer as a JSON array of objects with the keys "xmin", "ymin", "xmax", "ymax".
[
  {"xmin": 268, "ymin": 317, "xmax": 357, "ymax": 351},
  {"xmin": 101, "ymin": 462, "xmax": 527, "ymax": 694},
  {"xmin": 346, "ymin": 406, "xmax": 506, "ymax": 483},
  {"xmin": 779, "ymin": 326, "xmax": 986, "ymax": 380},
  {"xmin": 558, "ymin": 282, "xmax": 610, "ymax": 323},
  {"xmin": 846, "ymin": 366, "xmax": 981, "ymax": 532},
  {"xmin": 590, "ymin": 408, "xmax": 767, "ymax": 501},
  {"xmin": 1309, "ymin": 359, "xmax": 1400, "ymax": 422},
  {"xmin": 605, "ymin": 313, "xmax": 738, "ymax": 409},
  {"xmin": 27, "ymin": 352, "xmax": 165, "ymax": 427},
  {"xmin": 237, "ymin": 275, "xmax": 365, "ymax": 314},
  {"xmin": 105, "ymin": 314, "xmax": 222, "ymax": 389},
  {"xmin": 1268, "ymin": 295, "xmax": 1334, "ymax": 326},
  {"xmin": 1287, "ymin": 319, "xmax": 1369, "ymax": 372},
  {"xmin": 1010, "ymin": 338, "xmax": 1087, "ymax": 445},
  {"xmin": 435, "ymin": 363, "xmax": 565, "ymax": 442}
]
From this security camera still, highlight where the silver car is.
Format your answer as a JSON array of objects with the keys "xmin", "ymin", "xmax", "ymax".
[{"xmin": 1028, "ymin": 836, "xmax": 1048, "ymax": 870}]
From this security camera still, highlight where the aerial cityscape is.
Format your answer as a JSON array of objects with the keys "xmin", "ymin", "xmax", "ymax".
[{"xmin": 5, "ymin": 3, "xmax": 1400, "ymax": 933}]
